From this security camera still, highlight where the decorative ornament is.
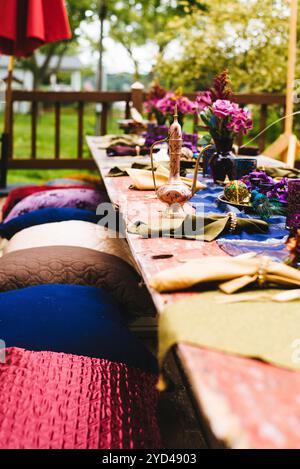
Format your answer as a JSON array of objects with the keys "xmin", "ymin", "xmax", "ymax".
[
  {"xmin": 150, "ymin": 106, "xmax": 210, "ymax": 218},
  {"xmin": 224, "ymin": 180, "xmax": 250, "ymax": 204}
]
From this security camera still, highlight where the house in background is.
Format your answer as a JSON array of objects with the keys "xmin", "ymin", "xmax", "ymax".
[{"xmin": 0, "ymin": 54, "xmax": 83, "ymax": 113}]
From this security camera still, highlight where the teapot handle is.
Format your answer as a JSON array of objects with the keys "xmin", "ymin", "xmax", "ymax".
[
  {"xmin": 191, "ymin": 144, "xmax": 213, "ymax": 196},
  {"xmin": 149, "ymin": 138, "xmax": 169, "ymax": 193}
]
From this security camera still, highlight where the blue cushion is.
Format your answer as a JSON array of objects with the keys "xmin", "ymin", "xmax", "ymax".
[
  {"xmin": 0, "ymin": 284, "xmax": 157, "ymax": 373},
  {"xmin": 46, "ymin": 178, "xmax": 91, "ymax": 186},
  {"xmin": 0, "ymin": 208, "xmax": 100, "ymax": 239}
]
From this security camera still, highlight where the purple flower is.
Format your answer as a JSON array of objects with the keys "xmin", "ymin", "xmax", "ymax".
[
  {"xmin": 209, "ymin": 100, "xmax": 253, "ymax": 135},
  {"xmin": 241, "ymin": 171, "xmax": 288, "ymax": 204},
  {"xmin": 195, "ymin": 91, "xmax": 212, "ymax": 112},
  {"xmin": 241, "ymin": 170, "xmax": 275, "ymax": 191},
  {"xmin": 212, "ymin": 99, "xmax": 239, "ymax": 119},
  {"xmin": 267, "ymin": 177, "xmax": 289, "ymax": 203},
  {"xmin": 144, "ymin": 128, "xmax": 198, "ymax": 152},
  {"xmin": 144, "ymin": 98, "xmax": 158, "ymax": 113},
  {"xmin": 226, "ymin": 107, "xmax": 253, "ymax": 134},
  {"xmin": 156, "ymin": 92, "xmax": 196, "ymax": 116}
]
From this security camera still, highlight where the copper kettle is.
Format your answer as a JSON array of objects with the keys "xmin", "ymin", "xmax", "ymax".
[{"xmin": 149, "ymin": 107, "xmax": 210, "ymax": 216}]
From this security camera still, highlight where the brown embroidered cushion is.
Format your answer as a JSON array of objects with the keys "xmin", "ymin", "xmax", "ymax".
[{"xmin": 0, "ymin": 246, "xmax": 154, "ymax": 318}]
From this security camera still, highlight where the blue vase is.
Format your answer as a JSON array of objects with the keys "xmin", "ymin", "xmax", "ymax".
[{"xmin": 209, "ymin": 137, "xmax": 236, "ymax": 184}]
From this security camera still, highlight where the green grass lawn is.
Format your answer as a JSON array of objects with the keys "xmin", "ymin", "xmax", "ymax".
[{"xmin": 0, "ymin": 103, "xmax": 291, "ymax": 185}]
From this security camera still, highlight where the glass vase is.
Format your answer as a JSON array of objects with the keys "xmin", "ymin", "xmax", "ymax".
[{"xmin": 209, "ymin": 137, "xmax": 236, "ymax": 184}]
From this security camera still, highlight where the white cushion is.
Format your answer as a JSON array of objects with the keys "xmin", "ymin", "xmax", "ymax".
[{"xmin": 4, "ymin": 220, "xmax": 137, "ymax": 269}]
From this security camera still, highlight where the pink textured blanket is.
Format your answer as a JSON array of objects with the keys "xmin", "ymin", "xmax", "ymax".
[{"xmin": 0, "ymin": 348, "xmax": 161, "ymax": 449}]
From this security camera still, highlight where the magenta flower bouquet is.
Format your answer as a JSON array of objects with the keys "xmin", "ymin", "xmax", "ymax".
[
  {"xmin": 197, "ymin": 71, "xmax": 253, "ymax": 144},
  {"xmin": 144, "ymin": 81, "xmax": 168, "ymax": 125},
  {"xmin": 200, "ymin": 98, "xmax": 253, "ymax": 142},
  {"xmin": 196, "ymin": 71, "xmax": 253, "ymax": 183},
  {"xmin": 156, "ymin": 90, "xmax": 196, "ymax": 127}
]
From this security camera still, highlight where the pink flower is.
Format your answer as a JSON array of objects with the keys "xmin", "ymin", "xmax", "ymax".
[
  {"xmin": 156, "ymin": 92, "xmax": 196, "ymax": 116},
  {"xmin": 226, "ymin": 107, "xmax": 253, "ymax": 134},
  {"xmin": 144, "ymin": 97, "xmax": 159, "ymax": 113},
  {"xmin": 195, "ymin": 91, "xmax": 212, "ymax": 112},
  {"xmin": 212, "ymin": 99, "xmax": 239, "ymax": 119}
]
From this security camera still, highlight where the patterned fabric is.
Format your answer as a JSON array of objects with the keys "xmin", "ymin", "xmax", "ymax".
[
  {"xmin": 0, "ymin": 208, "xmax": 101, "ymax": 239},
  {"xmin": 0, "ymin": 246, "xmax": 153, "ymax": 317},
  {"xmin": 4, "ymin": 188, "xmax": 108, "ymax": 223},
  {"xmin": 191, "ymin": 178, "xmax": 288, "ymax": 261},
  {"xmin": 217, "ymin": 238, "xmax": 289, "ymax": 262},
  {"xmin": 0, "ymin": 348, "xmax": 161, "ymax": 449},
  {"xmin": 2, "ymin": 184, "xmax": 94, "ymax": 219},
  {"xmin": 0, "ymin": 285, "xmax": 157, "ymax": 372}
]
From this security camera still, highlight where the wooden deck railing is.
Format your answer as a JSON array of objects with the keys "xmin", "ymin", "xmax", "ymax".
[
  {"xmin": 7, "ymin": 90, "xmax": 135, "ymax": 169},
  {"xmin": 6, "ymin": 84, "xmax": 286, "ymax": 170}
]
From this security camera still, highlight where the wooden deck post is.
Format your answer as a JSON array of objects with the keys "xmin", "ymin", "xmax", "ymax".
[
  {"xmin": 264, "ymin": 0, "xmax": 300, "ymax": 166},
  {"xmin": 131, "ymin": 82, "xmax": 144, "ymax": 114}
]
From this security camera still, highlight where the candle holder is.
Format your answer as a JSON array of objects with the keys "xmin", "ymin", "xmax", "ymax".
[
  {"xmin": 234, "ymin": 157, "xmax": 257, "ymax": 180},
  {"xmin": 286, "ymin": 179, "xmax": 300, "ymax": 229}
]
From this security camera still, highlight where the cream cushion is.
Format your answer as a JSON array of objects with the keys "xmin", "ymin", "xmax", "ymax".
[{"xmin": 3, "ymin": 220, "xmax": 137, "ymax": 269}]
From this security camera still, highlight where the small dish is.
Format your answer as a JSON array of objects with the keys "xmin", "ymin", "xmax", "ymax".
[{"xmin": 217, "ymin": 193, "xmax": 254, "ymax": 213}]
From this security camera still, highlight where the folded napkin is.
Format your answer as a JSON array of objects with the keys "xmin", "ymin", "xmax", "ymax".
[
  {"xmin": 107, "ymin": 145, "xmax": 151, "ymax": 157},
  {"xmin": 263, "ymin": 166, "xmax": 300, "ymax": 179},
  {"xmin": 126, "ymin": 167, "xmax": 205, "ymax": 191},
  {"xmin": 107, "ymin": 163, "xmax": 154, "ymax": 178},
  {"xmin": 159, "ymin": 289, "xmax": 300, "ymax": 374},
  {"xmin": 150, "ymin": 254, "xmax": 300, "ymax": 293},
  {"xmin": 97, "ymin": 134, "xmax": 145, "ymax": 149},
  {"xmin": 128, "ymin": 213, "xmax": 268, "ymax": 242},
  {"xmin": 107, "ymin": 162, "xmax": 188, "ymax": 178}
]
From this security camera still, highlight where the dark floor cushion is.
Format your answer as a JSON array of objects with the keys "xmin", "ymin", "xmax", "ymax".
[
  {"xmin": 0, "ymin": 246, "xmax": 154, "ymax": 317},
  {"xmin": 0, "ymin": 207, "xmax": 101, "ymax": 239},
  {"xmin": 0, "ymin": 285, "xmax": 157, "ymax": 374}
]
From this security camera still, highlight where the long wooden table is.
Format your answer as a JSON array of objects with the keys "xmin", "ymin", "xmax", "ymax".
[{"xmin": 87, "ymin": 136, "xmax": 300, "ymax": 449}]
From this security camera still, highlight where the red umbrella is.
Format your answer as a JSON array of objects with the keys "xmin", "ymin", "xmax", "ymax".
[
  {"xmin": 0, "ymin": 0, "xmax": 71, "ymax": 56},
  {"xmin": 0, "ymin": 0, "xmax": 71, "ymax": 190}
]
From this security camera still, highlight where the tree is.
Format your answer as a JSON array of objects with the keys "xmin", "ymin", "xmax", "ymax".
[
  {"xmin": 154, "ymin": 0, "xmax": 299, "ymax": 93},
  {"xmin": 107, "ymin": 0, "xmax": 207, "ymax": 80},
  {"xmin": 18, "ymin": 0, "xmax": 96, "ymax": 89}
]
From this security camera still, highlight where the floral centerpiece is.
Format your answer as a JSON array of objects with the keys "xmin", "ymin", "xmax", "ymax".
[
  {"xmin": 144, "ymin": 81, "xmax": 168, "ymax": 125},
  {"xmin": 197, "ymin": 70, "xmax": 253, "ymax": 183},
  {"xmin": 156, "ymin": 88, "xmax": 196, "ymax": 127},
  {"xmin": 143, "ymin": 84, "xmax": 198, "ymax": 152}
]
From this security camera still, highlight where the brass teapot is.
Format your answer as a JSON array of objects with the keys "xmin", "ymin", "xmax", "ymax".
[{"xmin": 149, "ymin": 107, "xmax": 210, "ymax": 217}]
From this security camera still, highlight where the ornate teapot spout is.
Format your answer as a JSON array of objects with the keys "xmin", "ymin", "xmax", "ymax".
[{"xmin": 149, "ymin": 106, "xmax": 210, "ymax": 217}]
